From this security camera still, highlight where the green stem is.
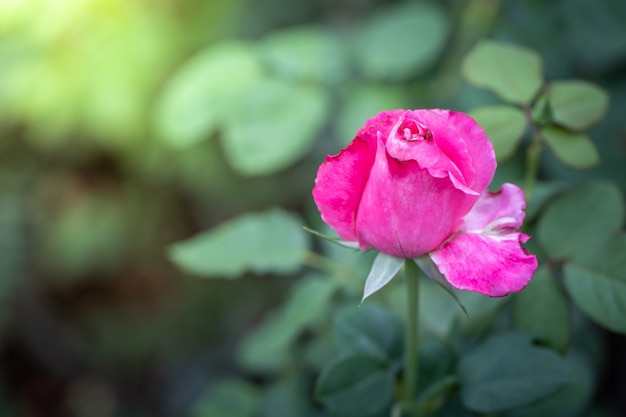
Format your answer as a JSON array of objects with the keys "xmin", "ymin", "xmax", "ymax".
[
  {"xmin": 523, "ymin": 105, "xmax": 543, "ymax": 202},
  {"xmin": 404, "ymin": 259, "xmax": 420, "ymax": 406}
]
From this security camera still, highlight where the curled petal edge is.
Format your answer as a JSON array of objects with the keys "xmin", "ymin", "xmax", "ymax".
[{"xmin": 429, "ymin": 232, "xmax": 538, "ymax": 297}]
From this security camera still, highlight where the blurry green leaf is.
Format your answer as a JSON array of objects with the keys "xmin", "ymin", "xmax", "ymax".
[
  {"xmin": 39, "ymin": 192, "xmax": 134, "ymax": 281},
  {"xmin": 191, "ymin": 379, "xmax": 260, "ymax": 417},
  {"xmin": 538, "ymin": 182, "xmax": 624, "ymax": 260},
  {"xmin": 337, "ymin": 84, "xmax": 407, "ymax": 145},
  {"xmin": 222, "ymin": 80, "xmax": 330, "ymax": 176},
  {"xmin": 564, "ymin": 233, "xmax": 626, "ymax": 333},
  {"xmin": 419, "ymin": 340, "xmax": 456, "ymax": 391},
  {"xmin": 513, "ymin": 265, "xmax": 570, "ymax": 353},
  {"xmin": 541, "ymin": 127, "xmax": 600, "ymax": 169},
  {"xmin": 462, "ymin": 40, "xmax": 543, "ymax": 104},
  {"xmin": 260, "ymin": 26, "xmax": 349, "ymax": 84},
  {"xmin": 525, "ymin": 181, "xmax": 567, "ymax": 222},
  {"xmin": 354, "ymin": 2, "xmax": 449, "ymax": 80},
  {"xmin": 333, "ymin": 304, "xmax": 403, "ymax": 361},
  {"xmin": 155, "ymin": 41, "xmax": 263, "ymax": 148},
  {"xmin": 168, "ymin": 208, "xmax": 309, "ymax": 277},
  {"xmin": 548, "ymin": 80, "xmax": 609, "ymax": 131},
  {"xmin": 258, "ymin": 374, "xmax": 311, "ymax": 417},
  {"xmin": 363, "ymin": 253, "xmax": 404, "ymax": 301},
  {"xmin": 238, "ymin": 275, "xmax": 337, "ymax": 372},
  {"xmin": 458, "ymin": 333, "xmax": 571, "ymax": 413},
  {"xmin": 316, "ymin": 354, "xmax": 394, "ymax": 417},
  {"xmin": 509, "ymin": 348, "xmax": 597, "ymax": 417},
  {"xmin": 560, "ymin": 0, "xmax": 626, "ymax": 72},
  {"xmin": 469, "ymin": 105, "xmax": 527, "ymax": 161}
]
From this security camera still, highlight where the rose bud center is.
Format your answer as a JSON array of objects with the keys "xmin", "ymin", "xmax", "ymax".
[{"xmin": 398, "ymin": 119, "xmax": 432, "ymax": 142}]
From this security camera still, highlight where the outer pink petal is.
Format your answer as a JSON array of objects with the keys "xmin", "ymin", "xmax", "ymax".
[
  {"xmin": 429, "ymin": 183, "xmax": 537, "ymax": 297},
  {"xmin": 437, "ymin": 110, "xmax": 496, "ymax": 193},
  {"xmin": 355, "ymin": 109, "xmax": 405, "ymax": 140},
  {"xmin": 312, "ymin": 135, "xmax": 376, "ymax": 241},
  {"xmin": 429, "ymin": 232, "xmax": 537, "ymax": 297},
  {"xmin": 462, "ymin": 183, "xmax": 527, "ymax": 232},
  {"xmin": 355, "ymin": 138, "xmax": 478, "ymax": 258}
]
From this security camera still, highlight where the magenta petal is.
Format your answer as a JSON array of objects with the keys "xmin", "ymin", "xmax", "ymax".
[
  {"xmin": 429, "ymin": 232, "xmax": 538, "ymax": 297},
  {"xmin": 312, "ymin": 135, "xmax": 376, "ymax": 242},
  {"xmin": 397, "ymin": 110, "xmax": 495, "ymax": 192},
  {"xmin": 462, "ymin": 183, "xmax": 528, "ymax": 232},
  {"xmin": 355, "ymin": 138, "xmax": 477, "ymax": 258},
  {"xmin": 436, "ymin": 110, "xmax": 496, "ymax": 193},
  {"xmin": 429, "ymin": 183, "xmax": 537, "ymax": 297}
]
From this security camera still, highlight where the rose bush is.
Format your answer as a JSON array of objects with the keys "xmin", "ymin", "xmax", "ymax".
[{"xmin": 312, "ymin": 109, "xmax": 537, "ymax": 297}]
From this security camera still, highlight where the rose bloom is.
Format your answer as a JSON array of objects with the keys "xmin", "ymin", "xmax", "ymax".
[{"xmin": 312, "ymin": 109, "xmax": 537, "ymax": 297}]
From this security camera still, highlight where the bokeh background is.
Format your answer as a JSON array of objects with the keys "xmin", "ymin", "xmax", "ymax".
[{"xmin": 0, "ymin": 0, "xmax": 625, "ymax": 416}]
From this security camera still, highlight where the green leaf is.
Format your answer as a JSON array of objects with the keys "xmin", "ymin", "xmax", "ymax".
[
  {"xmin": 362, "ymin": 253, "xmax": 404, "ymax": 301},
  {"xmin": 191, "ymin": 379, "xmax": 260, "ymax": 417},
  {"xmin": 354, "ymin": 2, "xmax": 449, "ymax": 81},
  {"xmin": 168, "ymin": 208, "xmax": 310, "ymax": 277},
  {"xmin": 513, "ymin": 265, "xmax": 571, "ymax": 353},
  {"xmin": 238, "ymin": 275, "xmax": 337, "ymax": 372},
  {"xmin": 560, "ymin": 0, "xmax": 626, "ymax": 72},
  {"xmin": 541, "ymin": 126, "xmax": 600, "ymax": 169},
  {"xmin": 337, "ymin": 84, "xmax": 407, "ymax": 146},
  {"xmin": 538, "ymin": 182, "xmax": 624, "ymax": 260},
  {"xmin": 315, "ymin": 354, "xmax": 394, "ymax": 417},
  {"xmin": 258, "ymin": 374, "xmax": 311, "ymax": 417},
  {"xmin": 462, "ymin": 40, "xmax": 543, "ymax": 104},
  {"xmin": 459, "ymin": 333, "xmax": 572, "ymax": 413},
  {"xmin": 259, "ymin": 26, "xmax": 349, "ymax": 85},
  {"xmin": 154, "ymin": 41, "xmax": 262, "ymax": 148},
  {"xmin": 222, "ymin": 79, "xmax": 330, "ymax": 176},
  {"xmin": 564, "ymin": 233, "xmax": 626, "ymax": 333},
  {"xmin": 548, "ymin": 80, "xmax": 609, "ymax": 130},
  {"xmin": 508, "ymin": 348, "xmax": 597, "ymax": 417},
  {"xmin": 419, "ymin": 340, "xmax": 456, "ymax": 391},
  {"xmin": 333, "ymin": 304, "xmax": 403, "ymax": 361},
  {"xmin": 525, "ymin": 181, "xmax": 568, "ymax": 222},
  {"xmin": 469, "ymin": 105, "xmax": 527, "ymax": 161}
]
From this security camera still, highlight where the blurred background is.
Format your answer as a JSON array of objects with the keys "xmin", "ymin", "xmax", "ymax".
[{"xmin": 0, "ymin": 0, "xmax": 625, "ymax": 416}]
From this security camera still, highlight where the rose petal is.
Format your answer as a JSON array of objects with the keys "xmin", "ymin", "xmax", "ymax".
[
  {"xmin": 405, "ymin": 110, "xmax": 495, "ymax": 192},
  {"xmin": 355, "ymin": 137, "xmax": 479, "ymax": 258},
  {"xmin": 436, "ymin": 110, "xmax": 496, "ymax": 193},
  {"xmin": 385, "ymin": 111, "xmax": 474, "ymax": 194},
  {"xmin": 429, "ymin": 232, "xmax": 537, "ymax": 297},
  {"xmin": 383, "ymin": 110, "xmax": 495, "ymax": 196},
  {"xmin": 312, "ymin": 135, "xmax": 377, "ymax": 242},
  {"xmin": 462, "ymin": 183, "xmax": 527, "ymax": 233},
  {"xmin": 355, "ymin": 109, "xmax": 405, "ymax": 140}
]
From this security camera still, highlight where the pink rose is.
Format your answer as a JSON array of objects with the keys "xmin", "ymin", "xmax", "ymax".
[{"xmin": 312, "ymin": 109, "xmax": 537, "ymax": 297}]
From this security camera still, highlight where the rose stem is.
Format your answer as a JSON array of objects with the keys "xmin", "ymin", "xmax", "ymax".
[
  {"xmin": 404, "ymin": 259, "xmax": 420, "ymax": 406},
  {"xmin": 523, "ymin": 103, "xmax": 544, "ymax": 202}
]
